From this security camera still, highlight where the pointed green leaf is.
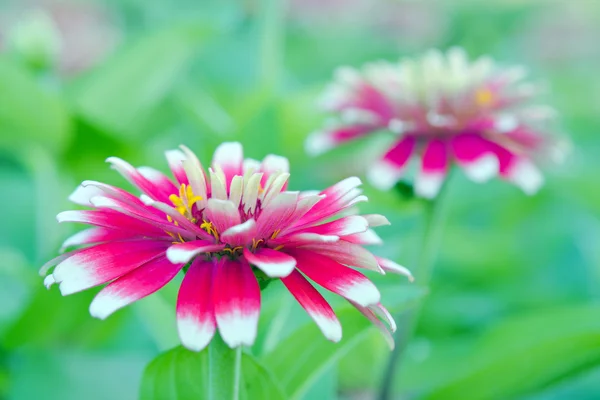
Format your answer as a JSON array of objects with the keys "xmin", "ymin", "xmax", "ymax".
[{"xmin": 140, "ymin": 344, "xmax": 285, "ymax": 400}]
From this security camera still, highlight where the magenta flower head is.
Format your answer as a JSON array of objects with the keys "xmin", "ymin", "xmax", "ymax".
[
  {"xmin": 307, "ymin": 48, "xmax": 565, "ymax": 198},
  {"xmin": 41, "ymin": 143, "xmax": 409, "ymax": 351}
]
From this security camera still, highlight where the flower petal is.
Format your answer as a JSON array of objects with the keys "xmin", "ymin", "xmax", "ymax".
[
  {"xmin": 54, "ymin": 240, "xmax": 169, "ymax": 295},
  {"xmin": 243, "ymin": 248, "xmax": 296, "ymax": 278},
  {"xmin": 220, "ymin": 219, "xmax": 257, "ymax": 247},
  {"xmin": 281, "ymin": 270, "xmax": 342, "ymax": 342},
  {"xmin": 204, "ymin": 198, "xmax": 242, "ymax": 234},
  {"xmin": 89, "ymin": 255, "xmax": 183, "ymax": 319},
  {"xmin": 106, "ymin": 157, "xmax": 172, "ymax": 202},
  {"xmin": 176, "ymin": 259, "xmax": 216, "ymax": 351},
  {"xmin": 166, "ymin": 240, "xmax": 225, "ymax": 264},
  {"xmin": 291, "ymin": 249, "xmax": 380, "ymax": 307},
  {"xmin": 212, "ymin": 142, "xmax": 243, "ymax": 189},
  {"xmin": 60, "ymin": 227, "xmax": 143, "ymax": 252},
  {"xmin": 368, "ymin": 136, "xmax": 416, "ymax": 190},
  {"xmin": 259, "ymin": 155, "xmax": 289, "ymax": 188},
  {"xmin": 299, "ymin": 240, "xmax": 382, "ymax": 273},
  {"xmin": 349, "ymin": 301, "xmax": 395, "ymax": 350},
  {"xmin": 306, "ymin": 126, "xmax": 376, "ymax": 156},
  {"xmin": 451, "ymin": 134, "xmax": 499, "ymax": 182},
  {"xmin": 213, "ymin": 258, "xmax": 261, "ymax": 348},
  {"xmin": 301, "ymin": 215, "xmax": 369, "ymax": 237},
  {"xmin": 375, "ymin": 256, "xmax": 413, "ymax": 281},
  {"xmin": 415, "ymin": 139, "xmax": 448, "ymax": 199},
  {"xmin": 165, "ymin": 149, "xmax": 189, "ymax": 185}
]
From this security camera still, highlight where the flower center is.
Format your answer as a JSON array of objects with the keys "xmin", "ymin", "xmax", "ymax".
[
  {"xmin": 169, "ymin": 184, "xmax": 202, "ymax": 222},
  {"xmin": 200, "ymin": 220, "xmax": 219, "ymax": 240},
  {"xmin": 475, "ymin": 88, "xmax": 495, "ymax": 107}
]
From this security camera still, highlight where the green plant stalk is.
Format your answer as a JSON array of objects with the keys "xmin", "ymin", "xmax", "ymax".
[
  {"xmin": 378, "ymin": 183, "xmax": 450, "ymax": 400},
  {"xmin": 208, "ymin": 333, "xmax": 242, "ymax": 400}
]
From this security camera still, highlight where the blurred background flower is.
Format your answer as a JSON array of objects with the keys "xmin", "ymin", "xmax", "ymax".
[{"xmin": 1, "ymin": 0, "xmax": 600, "ymax": 399}]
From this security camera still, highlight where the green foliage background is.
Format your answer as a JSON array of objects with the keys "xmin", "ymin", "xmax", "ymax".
[{"xmin": 1, "ymin": 0, "xmax": 599, "ymax": 399}]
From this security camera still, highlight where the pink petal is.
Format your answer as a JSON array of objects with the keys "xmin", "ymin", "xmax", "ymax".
[
  {"xmin": 415, "ymin": 139, "xmax": 448, "ymax": 199},
  {"xmin": 281, "ymin": 270, "xmax": 342, "ymax": 342},
  {"xmin": 165, "ymin": 149, "xmax": 189, "ymax": 185},
  {"xmin": 299, "ymin": 241, "xmax": 382, "ymax": 273},
  {"xmin": 166, "ymin": 240, "xmax": 225, "ymax": 264},
  {"xmin": 89, "ymin": 255, "xmax": 183, "ymax": 319},
  {"xmin": 213, "ymin": 258, "xmax": 261, "ymax": 347},
  {"xmin": 138, "ymin": 167, "xmax": 178, "ymax": 199},
  {"xmin": 53, "ymin": 240, "xmax": 170, "ymax": 295},
  {"xmin": 300, "ymin": 215, "xmax": 369, "ymax": 237},
  {"xmin": 255, "ymin": 192, "xmax": 299, "ymax": 239},
  {"xmin": 106, "ymin": 157, "xmax": 172, "ymax": 203},
  {"xmin": 368, "ymin": 136, "xmax": 416, "ymax": 190},
  {"xmin": 180, "ymin": 145, "xmax": 208, "ymax": 208},
  {"xmin": 306, "ymin": 125, "xmax": 375, "ymax": 156},
  {"xmin": 212, "ymin": 142, "xmax": 243, "ymax": 189},
  {"xmin": 176, "ymin": 259, "xmax": 216, "ymax": 351},
  {"xmin": 451, "ymin": 134, "xmax": 499, "ymax": 182},
  {"xmin": 243, "ymin": 248, "xmax": 296, "ymax": 278},
  {"xmin": 487, "ymin": 143, "xmax": 543, "ymax": 194},
  {"xmin": 221, "ymin": 219, "xmax": 257, "ymax": 247},
  {"xmin": 57, "ymin": 210, "xmax": 167, "ymax": 237},
  {"xmin": 60, "ymin": 227, "xmax": 144, "ymax": 252},
  {"xmin": 204, "ymin": 199, "xmax": 242, "ymax": 235},
  {"xmin": 290, "ymin": 249, "xmax": 380, "ymax": 307},
  {"xmin": 343, "ymin": 229, "xmax": 383, "ymax": 245},
  {"xmin": 259, "ymin": 155, "xmax": 289, "ymax": 189},
  {"xmin": 349, "ymin": 301, "xmax": 395, "ymax": 350},
  {"xmin": 375, "ymin": 256, "xmax": 413, "ymax": 281}
]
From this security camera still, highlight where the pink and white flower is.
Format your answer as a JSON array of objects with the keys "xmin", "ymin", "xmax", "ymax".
[
  {"xmin": 307, "ymin": 48, "xmax": 566, "ymax": 198},
  {"xmin": 41, "ymin": 142, "xmax": 408, "ymax": 351}
]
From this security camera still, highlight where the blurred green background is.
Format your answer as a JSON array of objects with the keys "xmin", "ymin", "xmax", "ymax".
[{"xmin": 1, "ymin": 0, "xmax": 600, "ymax": 399}]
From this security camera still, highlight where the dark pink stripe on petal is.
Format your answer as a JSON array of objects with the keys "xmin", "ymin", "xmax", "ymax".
[
  {"xmin": 451, "ymin": 134, "xmax": 499, "ymax": 183},
  {"xmin": 368, "ymin": 136, "xmax": 416, "ymax": 190},
  {"xmin": 281, "ymin": 270, "xmax": 342, "ymax": 342},
  {"xmin": 57, "ymin": 210, "xmax": 167, "ymax": 237},
  {"xmin": 176, "ymin": 258, "xmax": 216, "ymax": 351},
  {"xmin": 243, "ymin": 248, "xmax": 296, "ymax": 278},
  {"xmin": 213, "ymin": 258, "xmax": 260, "ymax": 348},
  {"xmin": 53, "ymin": 240, "xmax": 170, "ymax": 296},
  {"xmin": 165, "ymin": 149, "xmax": 189, "ymax": 185},
  {"xmin": 204, "ymin": 199, "xmax": 242, "ymax": 236},
  {"xmin": 89, "ymin": 255, "xmax": 183, "ymax": 319},
  {"xmin": 415, "ymin": 139, "xmax": 448, "ymax": 199},
  {"xmin": 106, "ymin": 157, "xmax": 173, "ymax": 203},
  {"xmin": 290, "ymin": 249, "xmax": 380, "ymax": 307},
  {"xmin": 60, "ymin": 227, "xmax": 145, "ymax": 252}
]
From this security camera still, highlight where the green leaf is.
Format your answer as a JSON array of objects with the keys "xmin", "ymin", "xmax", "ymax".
[
  {"xmin": 70, "ymin": 24, "xmax": 218, "ymax": 139},
  {"xmin": 424, "ymin": 304, "xmax": 600, "ymax": 400},
  {"xmin": 262, "ymin": 285, "xmax": 425, "ymax": 399},
  {"xmin": 140, "ymin": 344, "xmax": 285, "ymax": 400},
  {"xmin": 0, "ymin": 58, "xmax": 71, "ymax": 153}
]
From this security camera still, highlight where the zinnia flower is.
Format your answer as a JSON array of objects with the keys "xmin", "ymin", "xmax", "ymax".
[
  {"xmin": 40, "ymin": 143, "xmax": 409, "ymax": 351},
  {"xmin": 307, "ymin": 48, "xmax": 564, "ymax": 198}
]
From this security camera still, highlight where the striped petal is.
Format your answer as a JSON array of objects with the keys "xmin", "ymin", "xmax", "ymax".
[
  {"xmin": 54, "ymin": 240, "xmax": 169, "ymax": 295},
  {"xmin": 166, "ymin": 240, "xmax": 225, "ymax": 264},
  {"xmin": 212, "ymin": 142, "xmax": 243, "ymax": 188},
  {"xmin": 60, "ymin": 227, "xmax": 142, "ymax": 252},
  {"xmin": 415, "ymin": 139, "xmax": 448, "ymax": 199},
  {"xmin": 281, "ymin": 270, "xmax": 342, "ymax": 342},
  {"xmin": 291, "ymin": 249, "xmax": 380, "ymax": 307},
  {"xmin": 243, "ymin": 248, "xmax": 296, "ymax": 278},
  {"xmin": 368, "ymin": 136, "xmax": 416, "ymax": 190},
  {"xmin": 176, "ymin": 259, "xmax": 216, "ymax": 351},
  {"xmin": 299, "ymin": 240, "xmax": 382, "ymax": 273},
  {"xmin": 165, "ymin": 149, "xmax": 189, "ymax": 185},
  {"xmin": 204, "ymin": 199, "xmax": 242, "ymax": 234},
  {"xmin": 221, "ymin": 219, "xmax": 257, "ymax": 247},
  {"xmin": 213, "ymin": 258, "xmax": 261, "ymax": 347},
  {"xmin": 89, "ymin": 255, "xmax": 183, "ymax": 319}
]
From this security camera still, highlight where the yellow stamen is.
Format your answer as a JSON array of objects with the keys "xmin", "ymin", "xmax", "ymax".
[
  {"xmin": 270, "ymin": 229, "xmax": 281, "ymax": 240},
  {"xmin": 169, "ymin": 183, "xmax": 203, "ymax": 219},
  {"xmin": 273, "ymin": 245, "xmax": 284, "ymax": 251},
  {"xmin": 252, "ymin": 238, "xmax": 264, "ymax": 250},
  {"xmin": 475, "ymin": 88, "xmax": 494, "ymax": 107},
  {"xmin": 201, "ymin": 220, "xmax": 219, "ymax": 240}
]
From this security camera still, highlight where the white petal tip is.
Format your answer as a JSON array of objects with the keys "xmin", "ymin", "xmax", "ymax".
[
  {"xmin": 367, "ymin": 163, "xmax": 400, "ymax": 191},
  {"xmin": 305, "ymin": 132, "xmax": 335, "ymax": 156},
  {"xmin": 44, "ymin": 274, "xmax": 56, "ymax": 289},
  {"xmin": 414, "ymin": 173, "xmax": 445, "ymax": 199},
  {"xmin": 463, "ymin": 154, "xmax": 499, "ymax": 183}
]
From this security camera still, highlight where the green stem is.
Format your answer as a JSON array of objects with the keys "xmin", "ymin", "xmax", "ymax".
[
  {"xmin": 208, "ymin": 334, "xmax": 242, "ymax": 400},
  {"xmin": 377, "ymin": 182, "xmax": 450, "ymax": 400}
]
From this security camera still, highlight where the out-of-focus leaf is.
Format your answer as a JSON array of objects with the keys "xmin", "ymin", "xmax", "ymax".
[
  {"xmin": 0, "ymin": 59, "xmax": 71, "ymax": 153},
  {"xmin": 140, "ymin": 344, "xmax": 285, "ymax": 400},
  {"xmin": 262, "ymin": 285, "xmax": 425, "ymax": 399},
  {"xmin": 70, "ymin": 24, "xmax": 218, "ymax": 139},
  {"xmin": 424, "ymin": 304, "xmax": 600, "ymax": 400}
]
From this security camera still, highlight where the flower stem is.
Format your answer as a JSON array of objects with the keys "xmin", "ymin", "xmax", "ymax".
[
  {"xmin": 377, "ymin": 182, "xmax": 450, "ymax": 400},
  {"xmin": 208, "ymin": 333, "xmax": 242, "ymax": 400}
]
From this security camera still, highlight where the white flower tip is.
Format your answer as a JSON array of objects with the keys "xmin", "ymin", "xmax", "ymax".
[
  {"xmin": 89, "ymin": 296, "xmax": 121, "ymax": 320},
  {"xmin": 305, "ymin": 131, "xmax": 335, "ymax": 156},
  {"xmin": 344, "ymin": 282, "xmax": 381, "ymax": 307},
  {"xmin": 178, "ymin": 317, "xmax": 214, "ymax": 352},
  {"xmin": 510, "ymin": 161, "xmax": 544, "ymax": 195},
  {"xmin": 367, "ymin": 163, "xmax": 399, "ymax": 191},
  {"xmin": 414, "ymin": 173, "xmax": 445, "ymax": 199},
  {"xmin": 166, "ymin": 246, "xmax": 193, "ymax": 264},
  {"xmin": 463, "ymin": 154, "xmax": 499, "ymax": 183},
  {"xmin": 44, "ymin": 274, "xmax": 56, "ymax": 289},
  {"xmin": 139, "ymin": 194, "xmax": 154, "ymax": 206}
]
